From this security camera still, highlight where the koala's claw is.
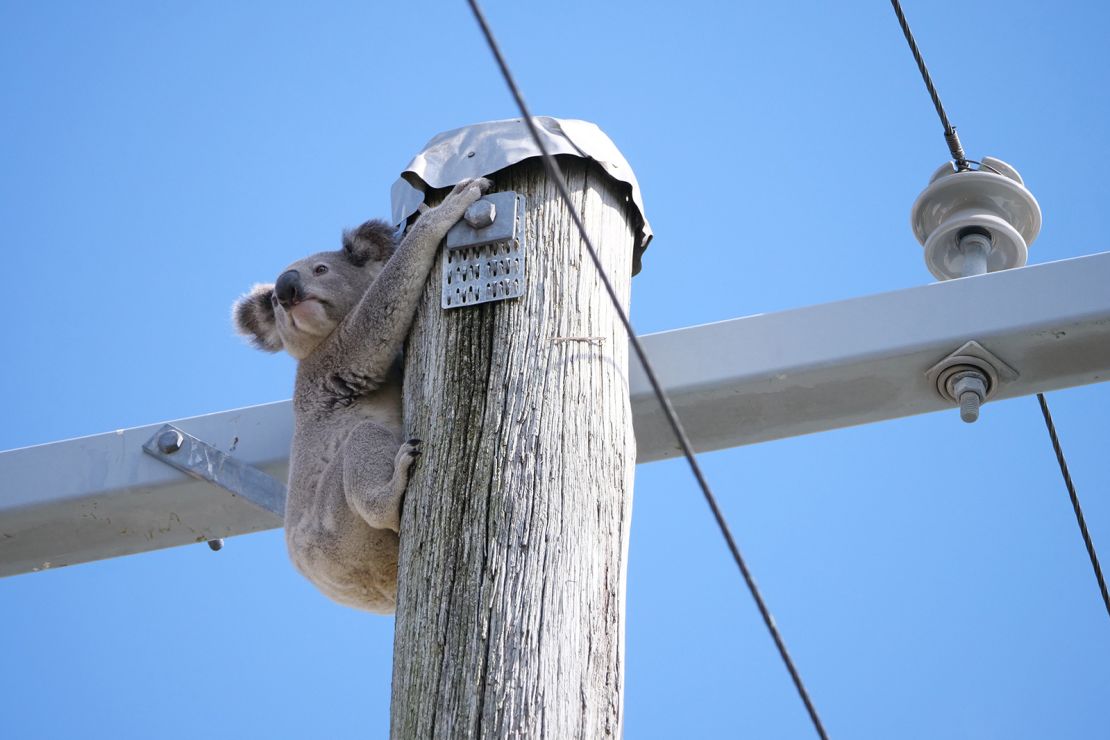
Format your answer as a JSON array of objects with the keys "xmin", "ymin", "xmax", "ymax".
[
  {"xmin": 395, "ymin": 439, "xmax": 422, "ymax": 469},
  {"xmin": 449, "ymin": 177, "xmax": 492, "ymax": 198}
]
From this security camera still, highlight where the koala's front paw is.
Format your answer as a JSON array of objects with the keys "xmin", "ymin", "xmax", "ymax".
[
  {"xmin": 449, "ymin": 177, "xmax": 492, "ymax": 197},
  {"xmin": 446, "ymin": 177, "xmax": 492, "ymax": 207}
]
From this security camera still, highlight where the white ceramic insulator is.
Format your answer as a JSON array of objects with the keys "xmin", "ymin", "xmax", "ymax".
[{"xmin": 910, "ymin": 157, "xmax": 1041, "ymax": 281}]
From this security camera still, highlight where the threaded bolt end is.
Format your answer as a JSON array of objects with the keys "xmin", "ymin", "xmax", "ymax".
[
  {"xmin": 959, "ymin": 390, "xmax": 981, "ymax": 423},
  {"xmin": 948, "ymin": 371, "xmax": 988, "ymax": 423}
]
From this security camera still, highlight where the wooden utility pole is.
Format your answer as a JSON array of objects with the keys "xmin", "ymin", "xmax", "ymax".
[{"xmin": 391, "ymin": 156, "xmax": 638, "ymax": 738}]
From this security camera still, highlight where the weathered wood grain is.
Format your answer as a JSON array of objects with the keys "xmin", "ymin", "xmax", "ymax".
[{"xmin": 392, "ymin": 157, "xmax": 637, "ymax": 738}]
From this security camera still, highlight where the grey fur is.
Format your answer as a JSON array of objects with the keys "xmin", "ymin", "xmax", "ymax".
[{"xmin": 233, "ymin": 178, "xmax": 491, "ymax": 612}]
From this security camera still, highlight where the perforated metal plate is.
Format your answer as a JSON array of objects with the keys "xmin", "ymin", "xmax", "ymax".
[{"xmin": 442, "ymin": 192, "xmax": 526, "ymax": 309}]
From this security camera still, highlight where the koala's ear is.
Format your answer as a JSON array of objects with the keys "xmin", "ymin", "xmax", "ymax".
[
  {"xmin": 232, "ymin": 284, "xmax": 283, "ymax": 353},
  {"xmin": 342, "ymin": 219, "xmax": 397, "ymax": 267}
]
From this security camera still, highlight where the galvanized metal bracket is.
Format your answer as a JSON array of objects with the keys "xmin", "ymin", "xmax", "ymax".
[
  {"xmin": 142, "ymin": 424, "xmax": 286, "ymax": 520},
  {"xmin": 442, "ymin": 191, "xmax": 526, "ymax": 309}
]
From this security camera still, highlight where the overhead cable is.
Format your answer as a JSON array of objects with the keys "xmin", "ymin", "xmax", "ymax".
[
  {"xmin": 464, "ymin": 1, "xmax": 830, "ymax": 737},
  {"xmin": 1037, "ymin": 393, "xmax": 1110, "ymax": 619},
  {"xmin": 889, "ymin": 0, "xmax": 969, "ymax": 169}
]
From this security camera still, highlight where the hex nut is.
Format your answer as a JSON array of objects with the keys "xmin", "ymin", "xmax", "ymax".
[
  {"xmin": 948, "ymin": 372, "xmax": 987, "ymax": 423},
  {"xmin": 157, "ymin": 429, "xmax": 184, "ymax": 454}
]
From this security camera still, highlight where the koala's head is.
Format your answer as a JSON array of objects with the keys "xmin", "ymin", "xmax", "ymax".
[{"xmin": 233, "ymin": 219, "xmax": 396, "ymax": 360}]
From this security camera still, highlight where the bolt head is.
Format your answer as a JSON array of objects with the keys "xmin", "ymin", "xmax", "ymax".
[
  {"xmin": 157, "ymin": 429, "xmax": 184, "ymax": 454},
  {"xmin": 464, "ymin": 200, "xmax": 496, "ymax": 230}
]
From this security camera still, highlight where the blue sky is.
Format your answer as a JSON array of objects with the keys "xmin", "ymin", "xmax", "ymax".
[{"xmin": 2, "ymin": 1, "xmax": 1108, "ymax": 737}]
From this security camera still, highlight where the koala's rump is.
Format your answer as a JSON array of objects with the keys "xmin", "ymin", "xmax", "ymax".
[
  {"xmin": 287, "ymin": 513, "xmax": 399, "ymax": 613},
  {"xmin": 284, "ymin": 448, "xmax": 400, "ymax": 613},
  {"xmin": 284, "ymin": 382, "xmax": 404, "ymax": 612}
]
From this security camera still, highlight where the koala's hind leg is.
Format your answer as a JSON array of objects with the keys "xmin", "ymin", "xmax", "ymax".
[{"xmin": 341, "ymin": 421, "xmax": 420, "ymax": 533}]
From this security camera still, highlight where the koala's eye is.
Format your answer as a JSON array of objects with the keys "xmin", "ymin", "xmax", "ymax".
[{"xmin": 313, "ymin": 264, "xmax": 329, "ymax": 276}]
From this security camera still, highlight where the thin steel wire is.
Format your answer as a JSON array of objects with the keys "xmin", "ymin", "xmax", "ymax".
[
  {"xmin": 889, "ymin": 0, "xmax": 969, "ymax": 168},
  {"xmin": 1036, "ymin": 393, "xmax": 1110, "ymax": 619},
  {"xmin": 464, "ymin": 1, "xmax": 830, "ymax": 737}
]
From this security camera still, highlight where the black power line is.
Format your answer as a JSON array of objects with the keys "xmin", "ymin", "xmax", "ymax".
[
  {"xmin": 1037, "ymin": 394, "xmax": 1110, "ymax": 619},
  {"xmin": 889, "ymin": 0, "xmax": 969, "ymax": 169},
  {"xmin": 464, "ymin": 1, "xmax": 830, "ymax": 738}
]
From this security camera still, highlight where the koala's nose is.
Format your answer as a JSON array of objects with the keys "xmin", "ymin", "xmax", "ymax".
[{"xmin": 275, "ymin": 269, "xmax": 303, "ymax": 309}]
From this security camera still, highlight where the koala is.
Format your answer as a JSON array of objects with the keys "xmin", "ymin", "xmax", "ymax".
[{"xmin": 233, "ymin": 177, "xmax": 490, "ymax": 613}]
